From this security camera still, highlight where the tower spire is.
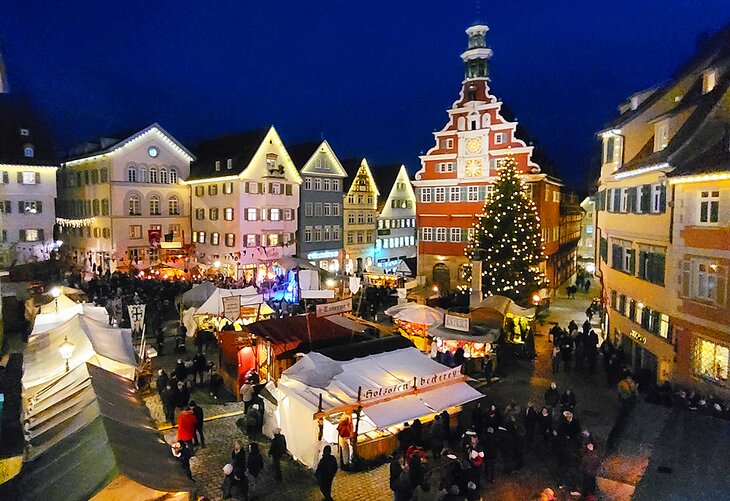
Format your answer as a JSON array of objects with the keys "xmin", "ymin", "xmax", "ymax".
[{"xmin": 461, "ymin": 21, "xmax": 492, "ymax": 81}]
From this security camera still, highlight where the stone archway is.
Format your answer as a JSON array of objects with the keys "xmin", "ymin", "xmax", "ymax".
[{"xmin": 433, "ymin": 263, "xmax": 450, "ymax": 291}]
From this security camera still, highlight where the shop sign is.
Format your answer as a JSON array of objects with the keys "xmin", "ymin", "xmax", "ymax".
[
  {"xmin": 444, "ymin": 313, "xmax": 470, "ymax": 332},
  {"xmin": 361, "ymin": 366, "xmax": 464, "ymax": 402},
  {"xmin": 222, "ymin": 295, "xmax": 241, "ymax": 322},
  {"xmin": 629, "ymin": 329, "xmax": 647, "ymax": 344},
  {"xmin": 316, "ymin": 298, "xmax": 352, "ymax": 317},
  {"xmin": 307, "ymin": 249, "xmax": 339, "ymax": 260}
]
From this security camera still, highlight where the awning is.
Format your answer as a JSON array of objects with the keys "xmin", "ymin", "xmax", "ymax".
[
  {"xmin": 428, "ymin": 324, "xmax": 498, "ymax": 344},
  {"xmin": 508, "ymin": 303, "xmax": 536, "ymax": 319},
  {"xmin": 418, "ymin": 383, "xmax": 484, "ymax": 414},
  {"xmin": 364, "ymin": 394, "xmax": 433, "ymax": 429},
  {"xmin": 274, "ymin": 256, "xmax": 320, "ymax": 271},
  {"xmin": 324, "ymin": 315, "xmax": 368, "ymax": 334}
]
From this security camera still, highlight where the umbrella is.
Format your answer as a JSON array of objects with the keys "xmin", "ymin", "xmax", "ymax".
[{"xmin": 389, "ymin": 304, "xmax": 444, "ymax": 327}]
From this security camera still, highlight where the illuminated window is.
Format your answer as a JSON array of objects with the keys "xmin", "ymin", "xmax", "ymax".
[
  {"xmin": 128, "ymin": 195, "xmax": 141, "ymax": 216},
  {"xmin": 168, "ymin": 196, "xmax": 180, "ymax": 215},
  {"xmin": 224, "ymin": 207, "xmax": 234, "ymax": 220},
  {"xmin": 149, "ymin": 167, "xmax": 158, "ymax": 183},
  {"xmin": 129, "ymin": 225, "xmax": 142, "ymax": 239},
  {"xmin": 693, "ymin": 338, "xmax": 729, "ymax": 385},
  {"xmin": 223, "ymin": 181, "xmax": 233, "ymax": 194},
  {"xmin": 654, "ymin": 120, "xmax": 669, "ymax": 152},
  {"xmin": 699, "ymin": 191, "xmax": 720, "ymax": 224},
  {"xmin": 169, "ymin": 168, "xmax": 178, "ymax": 184},
  {"xmin": 211, "ymin": 232, "xmax": 220, "ymax": 245},
  {"xmin": 703, "ymin": 69, "xmax": 718, "ymax": 94},
  {"xmin": 23, "ymin": 144, "xmax": 34, "ymax": 158},
  {"xmin": 160, "ymin": 167, "xmax": 168, "ymax": 184},
  {"xmin": 225, "ymin": 233, "xmax": 235, "ymax": 247}
]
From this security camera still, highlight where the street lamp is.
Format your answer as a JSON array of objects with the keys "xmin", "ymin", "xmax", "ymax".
[
  {"xmin": 50, "ymin": 286, "xmax": 61, "ymax": 313},
  {"xmin": 58, "ymin": 335, "xmax": 75, "ymax": 372}
]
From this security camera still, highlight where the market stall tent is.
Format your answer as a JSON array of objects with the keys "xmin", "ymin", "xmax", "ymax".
[
  {"xmin": 29, "ymin": 293, "xmax": 84, "ymax": 334},
  {"xmin": 275, "ymin": 337, "xmax": 483, "ymax": 467},
  {"xmin": 22, "ymin": 314, "xmax": 136, "ymax": 391},
  {"xmin": 194, "ymin": 286, "xmax": 260, "ymax": 316},
  {"xmin": 9, "ymin": 364, "xmax": 192, "ymax": 501},
  {"xmin": 178, "ymin": 281, "xmax": 217, "ymax": 309}
]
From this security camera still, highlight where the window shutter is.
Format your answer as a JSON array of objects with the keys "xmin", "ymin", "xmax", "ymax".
[
  {"xmin": 659, "ymin": 185, "xmax": 667, "ymax": 212},
  {"xmin": 39, "ymin": 229, "xmax": 44, "ymax": 241},
  {"xmin": 285, "ymin": 184, "xmax": 292, "ymax": 196},
  {"xmin": 638, "ymin": 250, "xmax": 646, "ymax": 278},
  {"xmin": 612, "ymin": 189, "xmax": 621, "ymax": 212},
  {"xmin": 611, "ymin": 244, "xmax": 621, "ymax": 269},
  {"xmin": 258, "ymin": 183, "xmax": 264, "ymax": 194},
  {"xmin": 245, "ymin": 182, "xmax": 250, "ymax": 193},
  {"xmin": 268, "ymin": 182, "xmax": 274, "ymax": 194},
  {"xmin": 17, "ymin": 172, "xmax": 22, "ymax": 183},
  {"xmin": 600, "ymin": 189, "xmax": 607, "ymax": 211},
  {"xmin": 261, "ymin": 208, "xmax": 267, "ymax": 221},
  {"xmin": 19, "ymin": 229, "xmax": 25, "ymax": 242},
  {"xmin": 4, "ymin": 201, "xmax": 10, "ymax": 213},
  {"xmin": 655, "ymin": 253, "xmax": 665, "ymax": 286},
  {"xmin": 35, "ymin": 172, "xmax": 41, "ymax": 184},
  {"xmin": 36, "ymin": 201, "xmax": 42, "ymax": 213},
  {"xmin": 2, "ymin": 172, "xmax": 7, "ymax": 184}
]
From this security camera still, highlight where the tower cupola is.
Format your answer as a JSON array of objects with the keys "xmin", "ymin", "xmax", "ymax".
[{"xmin": 461, "ymin": 23, "xmax": 492, "ymax": 80}]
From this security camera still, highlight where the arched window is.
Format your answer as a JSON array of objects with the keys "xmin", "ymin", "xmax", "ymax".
[
  {"xmin": 149, "ymin": 167, "xmax": 158, "ymax": 183},
  {"xmin": 128, "ymin": 195, "xmax": 140, "ymax": 215},
  {"xmin": 23, "ymin": 144, "xmax": 34, "ymax": 158},
  {"xmin": 169, "ymin": 168, "xmax": 178, "ymax": 184},
  {"xmin": 160, "ymin": 167, "xmax": 168, "ymax": 184},
  {"xmin": 149, "ymin": 195, "xmax": 160, "ymax": 215},
  {"xmin": 127, "ymin": 165, "xmax": 137, "ymax": 182},
  {"xmin": 168, "ymin": 195, "xmax": 180, "ymax": 215},
  {"xmin": 138, "ymin": 166, "xmax": 148, "ymax": 183}
]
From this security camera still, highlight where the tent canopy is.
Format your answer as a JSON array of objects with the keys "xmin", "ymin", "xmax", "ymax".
[
  {"xmin": 385, "ymin": 303, "xmax": 444, "ymax": 327},
  {"xmin": 17, "ymin": 364, "xmax": 193, "ymax": 500},
  {"xmin": 178, "ymin": 281, "xmax": 217, "ymax": 309},
  {"xmin": 195, "ymin": 286, "xmax": 260, "ymax": 316},
  {"xmin": 23, "ymin": 314, "xmax": 136, "ymax": 390}
]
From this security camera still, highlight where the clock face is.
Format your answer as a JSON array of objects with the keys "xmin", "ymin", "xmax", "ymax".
[
  {"xmin": 465, "ymin": 159, "xmax": 482, "ymax": 177},
  {"xmin": 148, "ymin": 146, "xmax": 159, "ymax": 158},
  {"xmin": 466, "ymin": 137, "xmax": 482, "ymax": 154}
]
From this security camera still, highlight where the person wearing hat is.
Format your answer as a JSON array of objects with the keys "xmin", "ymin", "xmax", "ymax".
[
  {"xmin": 315, "ymin": 445, "xmax": 338, "ymax": 501},
  {"xmin": 268, "ymin": 427, "xmax": 287, "ymax": 481},
  {"xmin": 466, "ymin": 435, "xmax": 484, "ymax": 487}
]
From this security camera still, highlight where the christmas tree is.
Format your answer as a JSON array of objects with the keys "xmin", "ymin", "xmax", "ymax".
[{"xmin": 465, "ymin": 152, "xmax": 547, "ymax": 303}]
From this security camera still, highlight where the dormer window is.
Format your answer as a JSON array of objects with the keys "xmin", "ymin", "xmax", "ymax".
[
  {"xmin": 215, "ymin": 161, "xmax": 221, "ymax": 172},
  {"xmin": 23, "ymin": 144, "xmax": 34, "ymax": 158},
  {"xmin": 227, "ymin": 158, "xmax": 233, "ymax": 170},
  {"xmin": 20, "ymin": 128, "xmax": 29, "ymax": 136},
  {"xmin": 654, "ymin": 120, "xmax": 669, "ymax": 152},
  {"xmin": 266, "ymin": 153, "xmax": 279, "ymax": 175},
  {"xmin": 703, "ymin": 69, "xmax": 718, "ymax": 94}
]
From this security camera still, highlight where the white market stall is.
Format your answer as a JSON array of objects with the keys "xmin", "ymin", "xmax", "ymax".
[
  {"xmin": 22, "ymin": 313, "xmax": 137, "ymax": 391},
  {"xmin": 185, "ymin": 286, "xmax": 275, "ymax": 334},
  {"xmin": 29, "ymin": 293, "xmax": 84, "ymax": 335},
  {"xmin": 272, "ymin": 337, "xmax": 484, "ymax": 468}
]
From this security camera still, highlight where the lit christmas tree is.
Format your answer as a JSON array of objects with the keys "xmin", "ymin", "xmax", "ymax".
[{"xmin": 465, "ymin": 152, "xmax": 547, "ymax": 303}]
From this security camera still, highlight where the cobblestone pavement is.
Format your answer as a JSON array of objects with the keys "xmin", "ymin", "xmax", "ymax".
[{"xmin": 147, "ymin": 281, "xmax": 619, "ymax": 500}]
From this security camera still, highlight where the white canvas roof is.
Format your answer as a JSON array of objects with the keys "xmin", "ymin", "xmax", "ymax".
[
  {"xmin": 23, "ymin": 313, "xmax": 136, "ymax": 390},
  {"xmin": 195, "ymin": 286, "xmax": 260, "ymax": 316},
  {"xmin": 31, "ymin": 294, "xmax": 84, "ymax": 334},
  {"xmin": 178, "ymin": 281, "xmax": 217, "ymax": 309}
]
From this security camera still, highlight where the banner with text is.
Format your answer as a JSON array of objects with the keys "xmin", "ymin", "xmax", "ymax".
[
  {"xmin": 222, "ymin": 295, "xmax": 241, "ymax": 322},
  {"xmin": 361, "ymin": 366, "xmax": 464, "ymax": 402},
  {"xmin": 444, "ymin": 313, "xmax": 470, "ymax": 332},
  {"xmin": 316, "ymin": 298, "xmax": 352, "ymax": 317}
]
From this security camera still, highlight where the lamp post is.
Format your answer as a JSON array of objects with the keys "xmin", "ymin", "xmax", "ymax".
[
  {"xmin": 50, "ymin": 286, "xmax": 61, "ymax": 313},
  {"xmin": 59, "ymin": 335, "xmax": 75, "ymax": 372}
]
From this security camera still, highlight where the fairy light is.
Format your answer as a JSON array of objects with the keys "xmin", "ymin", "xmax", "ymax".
[
  {"xmin": 464, "ymin": 151, "xmax": 547, "ymax": 301},
  {"xmin": 56, "ymin": 217, "xmax": 95, "ymax": 228}
]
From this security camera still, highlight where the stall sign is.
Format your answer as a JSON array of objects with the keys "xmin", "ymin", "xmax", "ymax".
[
  {"xmin": 444, "ymin": 313, "xmax": 470, "ymax": 333},
  {"xmin": 222, "ymin": 295, "xmax": 241, "ymax": 322},
  {"xmin": 418, "ymin": 366, "xmax": 463, "ymax": 388},
  {"xmin": 628, "ymin": 329, "xmax": 647, "ymax": 344},
  {"xmin": 362, "ymin": 380, "xmax": 412, "ymax": 401},
  {"xmin": 316, "ymin": 298, "xmax": 352, "ymax": 317},
  {"xmin": 349, "ymin": 276, "xmax": 361, "ymax": 295},
  {"xmin": 307, "ymin": 249, "xmax": 339, "ymax": 260},
  {"xmin": 361, "ymin": 366, "xmax": 464, "ymax": 402}
]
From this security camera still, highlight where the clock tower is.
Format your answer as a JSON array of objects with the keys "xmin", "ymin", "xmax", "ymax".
[{"xmin": 413, "ymin": 21, "xmax": 565, "ymax": 292}]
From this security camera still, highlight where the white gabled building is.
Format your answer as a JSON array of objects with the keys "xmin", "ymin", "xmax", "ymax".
[
  {"xmin": 57, "ymin": 124, "xmax": 194, "ymax": 272},
  {"xmin": 0, "ymin": 95, "xmax": 58, "ymax": 267},
  {"xmin": 374, "ymin": 164, "xmax": 417, "ymax": 273},
  {"xmin": 186, "ymin": 126, "xmax": 302, "ymax": 282}
]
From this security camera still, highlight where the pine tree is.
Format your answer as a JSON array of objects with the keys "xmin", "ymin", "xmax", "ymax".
[{"xmin": 465, "ymin": 152, "xmax": 547, "ymax": 303}]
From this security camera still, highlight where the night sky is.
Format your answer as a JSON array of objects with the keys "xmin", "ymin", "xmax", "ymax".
[{"xmin": 2, "ymin": 1, "xmax": 728, "ymax": 189}]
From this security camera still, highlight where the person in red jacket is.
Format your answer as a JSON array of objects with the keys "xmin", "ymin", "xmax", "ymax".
[{"xmin": 177, "ymin": 405, "xmax": 198, "ymax": 449}]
